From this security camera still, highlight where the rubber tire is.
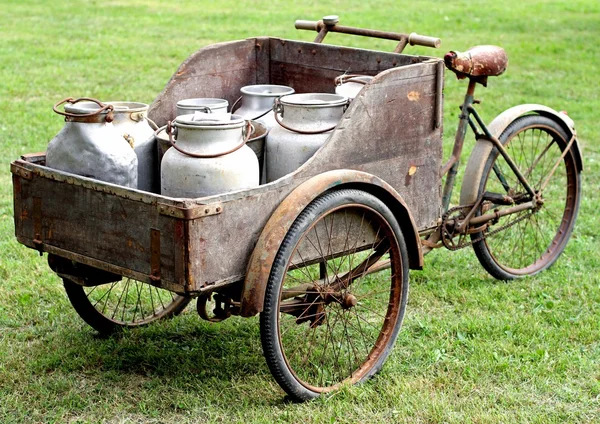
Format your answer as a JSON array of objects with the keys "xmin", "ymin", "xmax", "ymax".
[
  {"xmin": 471, "ymin": 115, "xmax": 581, "ymax": 280},
  {"xmin": 64, "ymin": 278, "xmax": 191, "ymax": 334},
  {"xmin": 260, "ymin": 189, "xmax": 409, "ymax": 401}
]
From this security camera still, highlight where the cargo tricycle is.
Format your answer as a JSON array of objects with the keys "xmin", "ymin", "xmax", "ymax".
[{"xmin": 11, "ymin": 17, "xmax": 582, "ymax": 401}]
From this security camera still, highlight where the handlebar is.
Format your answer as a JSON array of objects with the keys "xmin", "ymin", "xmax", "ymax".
[
  {"xmin": 294, "ymin": 16, "xmax": 441, "ymax": 52},
  {"xmin": 408, "ymin": 32, "xmax": 441, "ymax": 49}
]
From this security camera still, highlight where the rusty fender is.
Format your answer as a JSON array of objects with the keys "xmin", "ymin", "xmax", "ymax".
[
  {"xmin": 460, "ymin": 104, "xmax": 583, "ymax": 206},
  {"xmin": 240, "ymin": 169, "xmax": 423, "ymax": 317}
]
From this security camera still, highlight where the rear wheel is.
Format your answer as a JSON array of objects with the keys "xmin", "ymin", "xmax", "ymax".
[
  {"xmin": 260, "ymin": 189, "xmax": 409, "ymax": 401},
  {"xmin": 64, "ymin": 277, "xmax": 191, "ymax": 334},
  {"xmin": 472, "ymin": 115, "xmax": 581, "ymax": 279}
]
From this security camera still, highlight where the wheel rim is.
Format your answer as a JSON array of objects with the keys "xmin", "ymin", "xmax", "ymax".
[
  {"xmin": 82, "ymin": 278, "xmax": 184, "ymax": 327},
  {"xmin": 481, "ymin": 123, "xmax": 578, "ymax": 274},
  {"xmin": 276, "ymin": 204, "xmax": 404, "ymax": 392}
]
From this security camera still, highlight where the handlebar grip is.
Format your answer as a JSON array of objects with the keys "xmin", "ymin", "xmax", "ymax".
[
  {"xmin": 295, "ymin": 20, "xmax": 320, "ymax": 31},
  {"xmin": 408, "ymin": 33, "xmax": 441, "ymax": 48}
]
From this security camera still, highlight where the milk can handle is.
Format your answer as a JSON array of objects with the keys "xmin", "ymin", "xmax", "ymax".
[
  {"xmin": 53, "ymin": 97, "xmax": 114, "ymax": 122},
  {"xmin": 334, "ymin": 74, "xmax": 370, "ymax": 86},
  {"xmin": 230, "ymin": 96, "xmax": 273, "ymax": 121},
  {"xmin": 157, "ymin": 120, "xmax": 253, "ymax": 159},
  {"xmin": 272, "ymin": 98, "xmax": 347, "ymax": 135}
]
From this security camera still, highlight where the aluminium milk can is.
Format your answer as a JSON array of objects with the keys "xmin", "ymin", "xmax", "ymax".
[
  {"xmin": 265, "ymin": 93, "xmax": 348, "ymax": 182},
  {"xmin": 107, "ymin": 101, "xmax": 157, "ymax": 192},
  {"xmin": 176, "ymin": 98, "xmax": 228, "ymax": 116},
  {"xmin": 233, "ymin": 85, "xmax": 294, "ymax": 129},
  {"xmin": 160, "ymin": 114, "xmax": 259, "ymax": 198},
  {"xmin": 46, "ymin": 98, "xmax": 138, "ymax": 188},
  {"xmin": 334, "ymin": 74, "xmax": 373, "ymax": 100}
]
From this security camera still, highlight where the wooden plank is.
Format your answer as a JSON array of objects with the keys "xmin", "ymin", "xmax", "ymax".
[
  {"xmin": 148, "ymin": 39, "xmax": 258, "ymax": 126},
  {"xmin": 294, "ymin": 60, "xmax": 443, "ymax": 229},
  {"xmin": 13, "ymin": 169, "xmax": 185, "ymax": 291},
  {"xmin": 269, "ymin": 38, "xmax": 428, "ymax": 93}
]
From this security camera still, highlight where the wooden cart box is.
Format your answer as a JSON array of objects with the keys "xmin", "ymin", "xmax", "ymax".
[{"xmin": 12, "ymin": 36, "xmax": 443, "ymax": 297}]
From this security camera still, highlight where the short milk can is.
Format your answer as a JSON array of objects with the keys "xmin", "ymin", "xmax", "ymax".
[
  {"xmin": 265, "ymin": 93, "xmax": 348, "ymax": 182},
  {"xmin": 176, "ymin": 98, "xmax": 228, "ymax": 116},
  {"xmin": 233, "ymin": 85, "xmax": 294, "ymax": 129},
  {"xmin": 160, "ymin": 114, "xmax": 259, "ymax": 198},
  {"xmin": 46, "ymin": 98, "xmax": 138, "ymax": 188}
]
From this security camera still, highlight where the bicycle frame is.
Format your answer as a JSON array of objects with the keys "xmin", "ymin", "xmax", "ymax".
[
  {"xmin": 420, "ymin": 78, "xmax": 576, "ymax": 252},
  {"xmin": 440, "ymin": 79, "xmax": 539, "ymax": 213}
]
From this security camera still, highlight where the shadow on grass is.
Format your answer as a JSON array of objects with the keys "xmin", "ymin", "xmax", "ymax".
[{"xmin": 28, "ymin": 311, "xmax": 268, "ymax": 383}]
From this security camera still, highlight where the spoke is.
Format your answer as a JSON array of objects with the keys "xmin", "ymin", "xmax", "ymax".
[
  {"xmin": 110, "ymin": 280, "xmax": 128, "ymax": 320},
  {"xmin": 120, "ymin": 278, "xmax": 131, "ymax": 322}
]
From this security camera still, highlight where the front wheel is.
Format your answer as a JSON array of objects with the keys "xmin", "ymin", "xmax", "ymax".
[
  {"xmin": 471, "ymin": 115, "xmax": 581, "ymax": 279},
  {"xmin": 260, "ymin": 189, "xmax": 409, "ymax": 401}
]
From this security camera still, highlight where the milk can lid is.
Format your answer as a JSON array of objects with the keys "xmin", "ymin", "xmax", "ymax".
[{"xmin": 175, "ymin": 112, "xmax": 245, "ymax": 127}]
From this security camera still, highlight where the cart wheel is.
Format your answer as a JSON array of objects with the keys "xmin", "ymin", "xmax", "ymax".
[
  {"xmin": 63, "ymin": 277, "xmax": 191, "ymax": 334},
  {"xmin": 471, "ymin": 115, "xmax": 581, "ymax": 279},
  {"xmin": 260, "ymin": 189, "xmax": 409, "ymax": 401}
]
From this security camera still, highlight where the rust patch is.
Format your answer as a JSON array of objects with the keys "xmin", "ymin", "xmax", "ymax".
[{"xmin": 407, "ymin": 91, "xmax": 420, "ymax": 102}]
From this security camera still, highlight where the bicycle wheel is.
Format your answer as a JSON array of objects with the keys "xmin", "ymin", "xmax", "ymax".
[
  {"xmin": 260, "ymin": 189, "xmax": 409, "ymax": 401},
  {"xmin": 64, "ymin": 277, "xmax": 191, "ymax": 334},
  {"xmin": 471, "ymin": 115, "xmax": 581, "ymax": 279}
]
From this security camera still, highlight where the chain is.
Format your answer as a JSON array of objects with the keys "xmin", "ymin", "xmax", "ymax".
[{"xmin": 441, "ymin": 203, "xmax": 533, "ymax": 251}]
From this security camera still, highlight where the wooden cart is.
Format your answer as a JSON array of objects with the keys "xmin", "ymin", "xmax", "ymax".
[{"xmin": 12, "ymin": 19, "xmax": 447, "ymax": 400}]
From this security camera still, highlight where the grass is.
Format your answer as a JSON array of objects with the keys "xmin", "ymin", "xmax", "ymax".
[{"xmin": 1, "ymin": 0, "xmax": 599, "ymax": 422}]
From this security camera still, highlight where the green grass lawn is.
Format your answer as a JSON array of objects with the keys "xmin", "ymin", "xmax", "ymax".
[{"xmin": 1, "ymin": 0, "xmax": 599, "ymax": 422}]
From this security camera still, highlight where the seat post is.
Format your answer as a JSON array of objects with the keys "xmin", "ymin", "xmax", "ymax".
[{"xmin": 441, "ymin": 78, "xmax": 479, "ymax": 210}]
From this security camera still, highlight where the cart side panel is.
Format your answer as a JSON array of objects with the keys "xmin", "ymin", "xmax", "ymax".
[
  {"xmin": 295, "ymin": 60, "xmax": 444, "ymax": 229},
  {"xmin": 187, "ymin": 184, "xmax": 291, "ymax": 291},
  {"xmin": 269, "ymin": 39, "xmax": 427, "ymax": 93},
  {"xmin": 148, "ymin": 39, "xmax": 262, "ymax": 127},
  {"xmin": 12, "ymin": 162, "xmax": 187, "ymax": 293}
]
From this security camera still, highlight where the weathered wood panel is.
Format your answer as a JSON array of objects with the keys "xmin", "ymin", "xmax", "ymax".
[
  {"xmin": 13, "ymin": 37, "xmax": 443, "ymax": 293},
  {"xmin": 294, "ymin": 60, "xmax": 443, "ymax": 229},
  {"xmin": 148, "ymin": 39, "xmax": 259, "ymax": 126},
  {"xmin": 12, "ymin": 162, "xmax": 188, "ymax": 293},
  {"xmin": 269, "ymin": 38, "xmax": 429, "ymax": 93}
]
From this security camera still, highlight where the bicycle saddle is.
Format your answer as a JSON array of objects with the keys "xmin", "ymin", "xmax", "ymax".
[{"xmin": 444, "ymin": 45, "xmax": 508, "ymax": 86}]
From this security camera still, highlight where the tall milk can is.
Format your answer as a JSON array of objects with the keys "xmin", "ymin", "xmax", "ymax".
[
  {"xmin": 265, "ymin": 93, "xmax": 347, "ymax": 182},
  {"xmin": 46, "ymin": 98, "xmax": 138, "ymax": 188},
  {"xmin": 233, "ymin": 85, "xmax": 294, "ymax": 129},
  {"xmin": 107, "ymin": 101, "xmax": 157, "ymax": 192},
  {"xmin": 160, "ymin": 114, "xmax": 259, "ymax": 198}
]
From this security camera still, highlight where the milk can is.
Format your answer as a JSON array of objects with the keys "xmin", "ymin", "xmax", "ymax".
[
  {"xmin": 106, "ymin": 101, "xmax": 157, "ymax": 192},
  {"xmin": 46, "ymin": 98, "xmax": 138, "ymax": 188},
  {"xmin": 334, "ymin": 74, "xmax": 373, "ymax": 100},
  {"xmin": 176, "ymin": 98, "xmax": 228, "ymax": 116},
  {"xmin": 265, "ymin": 93, "xmax": 348, "ymax": 182},
  {"xmin": 160, "ymin": 114, "xmax": 259, "ymax": 198},
  {"xmin": 233, "ymin": 85, "xmax": 294, "ymax": 129}
]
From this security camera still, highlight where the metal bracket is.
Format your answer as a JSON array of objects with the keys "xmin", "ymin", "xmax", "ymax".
[
  {"xmin": 158, "ymin": 202, "xmax": 223, "ymax": 220},
  {"xmin": 150, "ymin": 228, "xmax": 161, "ymax": 282},
  {"xmin": 10, "ymin": 163, "xmax": 33, "ymax": 180}
]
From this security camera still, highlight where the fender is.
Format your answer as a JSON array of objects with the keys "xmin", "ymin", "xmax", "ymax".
[
  {"xmin": 240, "ymin": 169, "xmax": 423, "ymax": 317},
  {"xmin": 460, "ymin": 104, "xmax": 583, "ymax": 205}
]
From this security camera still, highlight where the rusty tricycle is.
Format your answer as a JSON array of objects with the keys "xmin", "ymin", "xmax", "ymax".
[{"xmin": 11, "ymin": 17, "xmax": 582, "ymax": 401}]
